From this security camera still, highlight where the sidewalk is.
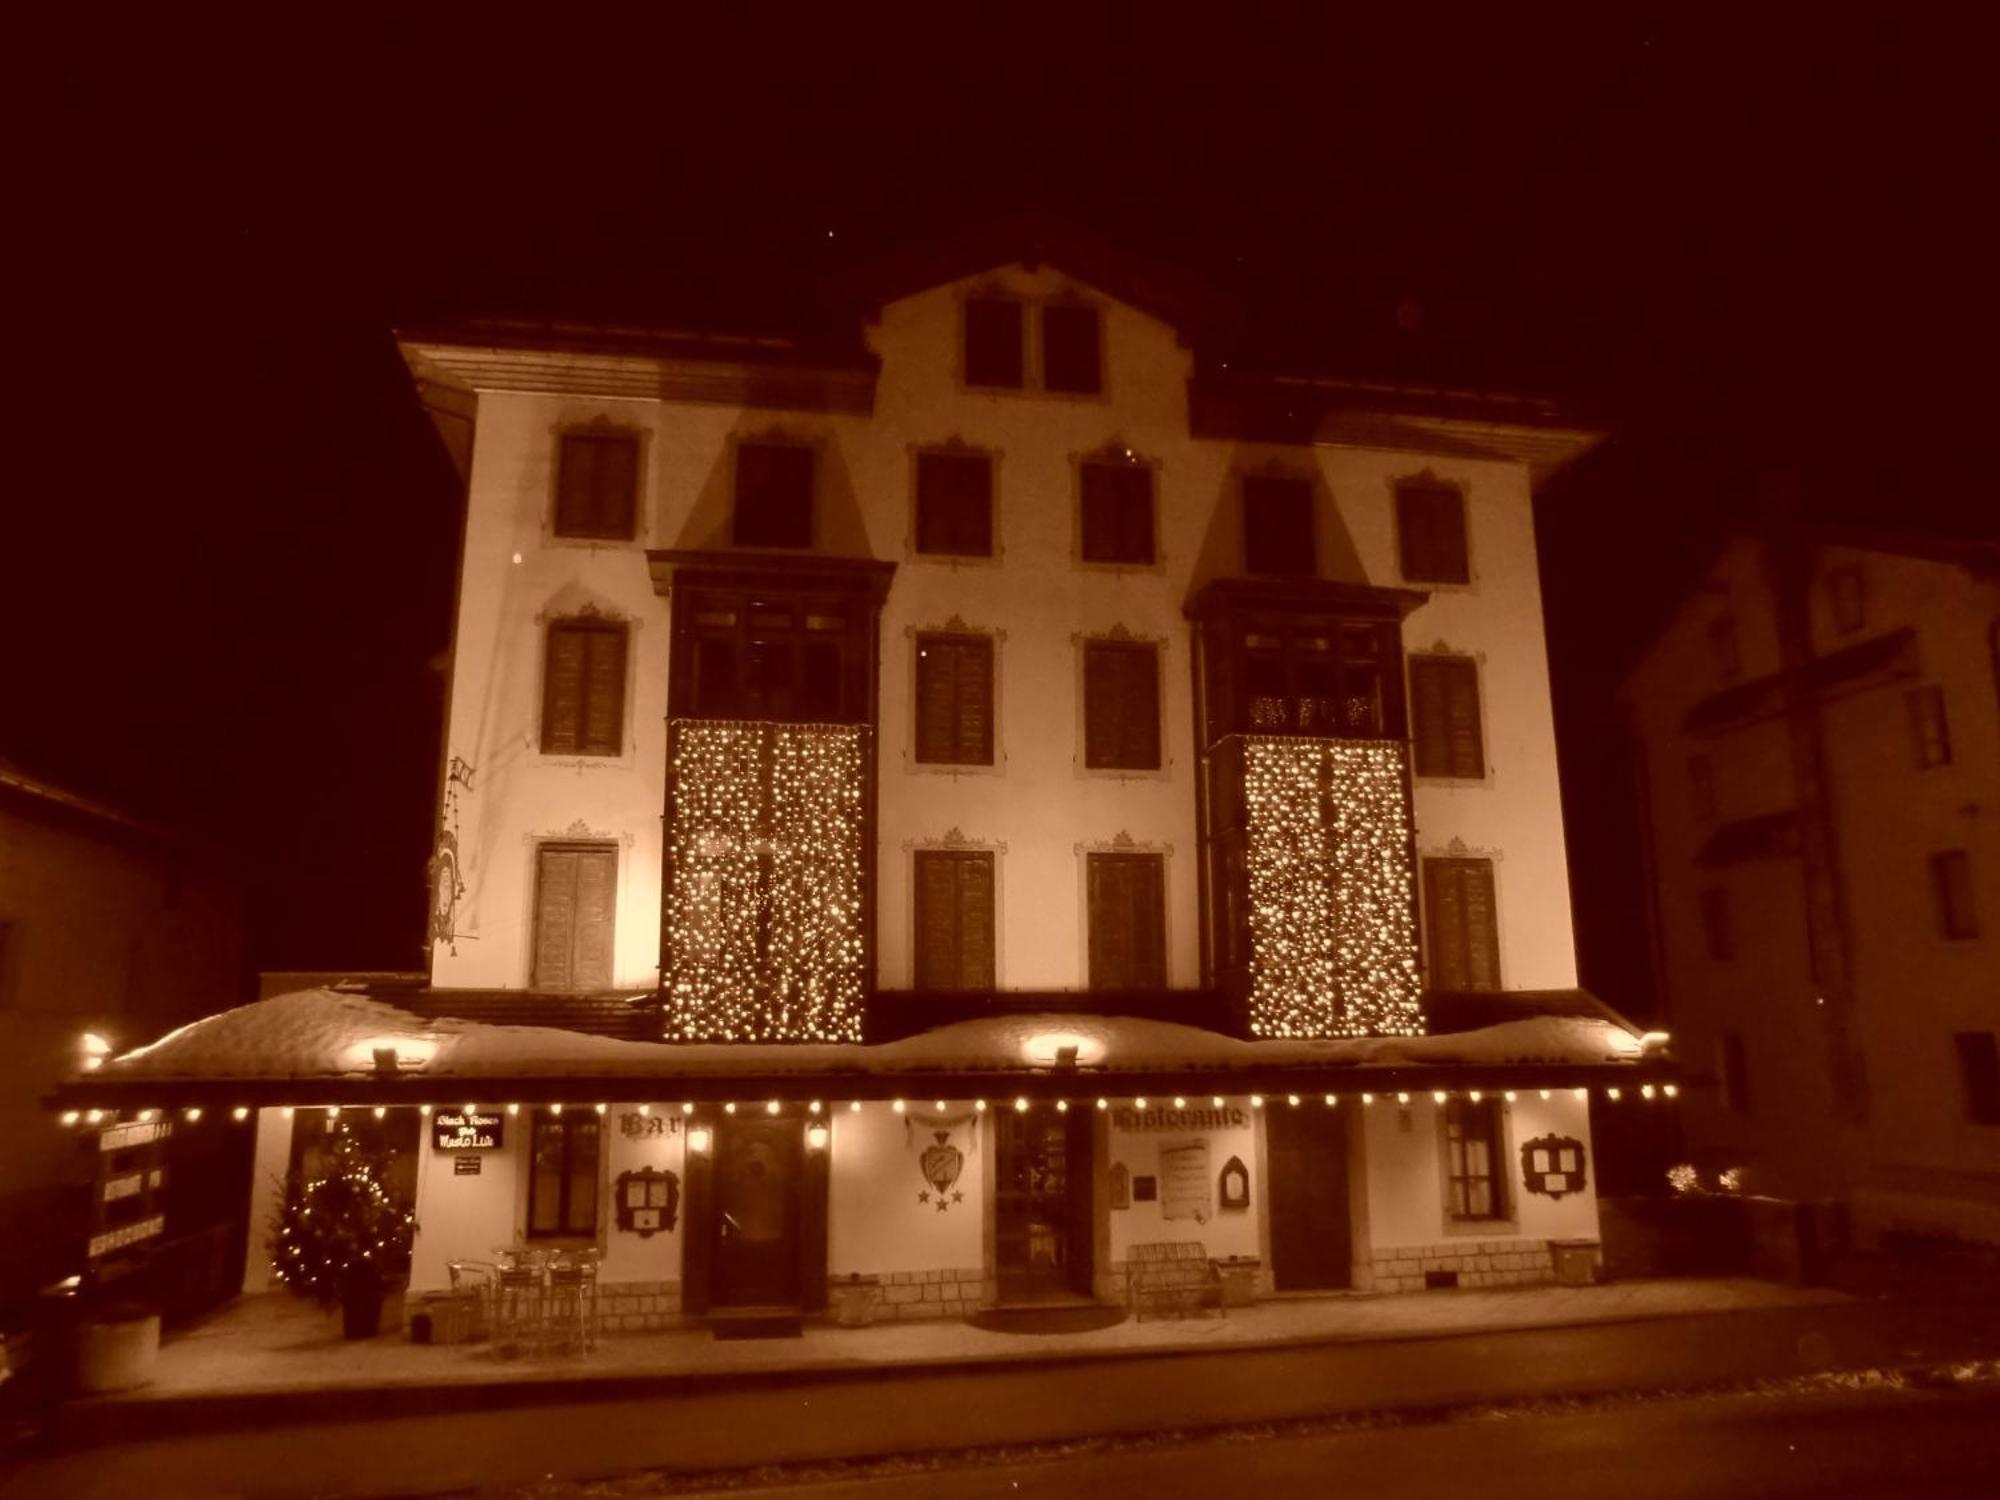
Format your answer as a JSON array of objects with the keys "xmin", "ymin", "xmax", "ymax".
[{"xmin": 13, "ymin": 1278, "xmax": 2000, "ymax": 1500}]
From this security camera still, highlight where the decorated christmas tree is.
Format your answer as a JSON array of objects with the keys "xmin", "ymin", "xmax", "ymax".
[{"xmin": 269, "ymin": 1121, "xmax": 417, "ymax": 1310}]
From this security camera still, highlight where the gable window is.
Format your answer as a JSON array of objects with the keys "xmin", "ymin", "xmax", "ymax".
[
  {"xmin": 914, "ymin": 450, "xmax": 994, "ymax": 558},
  {"xmin": 1395, "ymin": 482, "xmax": 1470, "ymax": 585},
  {"xmin": 1444, "ymin": 1096, "xmax": 1506, "ymax": 1220},
  {"xmin": 1698, "ymin": 885, "xmax": 1736, "ymax": 960},
  {"xmin": 1828, "ymin": 566, "xmax": 1865, "ymax": 634},
  {"xmin": 1931, "ymin": 850, "xmax": 1980, "ymax": 940},
  {"xmin": 1907, "ymin": 686, "xmax": 1952, "ymax": 768},
  {"xmin": 532, "ymin": 842, "xmax": 617, "ymax": 991},
  {"xmin": 555, "ymin": 432, "xmax": 639, "ymax": 540},
  {"xmin": 1242, "ymin": 475, "xmax": 1316, "ymax": 577},
  {"xmin": 528, "ymin": 1108, "xmax": 601, "ymax": 1237},
  {"xmin": 914, "ymin": 849, "xmax": 996, "ymax": 990},
  {"xmin": 1719, "ymin": 1032, "xmax": 1751, "ymax": 1113},
  {"xmin": 541, "ymin": 618, "xmax": 628, "ymax": 757},
  {"xmin": 1042, "ymin": 303, "xmax": 1103, "ymax": 394},
  {"xmin": 964, "ymin": 298, "xmax": 1024, "ymax": 388},
  {"xmin": 1079, "ymin": 460, "xmax": 1155, "ymax": 565},
  {"xmin": 733, "ymin": 442, "xmax": 813, "ymax": 549},
  {"xmin": 1707, "ymin": 616, "xmax": 1741, "ymax": 681},
  {"xmin": 915, "ymin": 632, "xmax": 994, "ymax": 765},
  {"xmin": 1955, "ymin": 1032, "xmax": 2000, "ymax": 1125},
  {"xmin": 1423, "ymin": 857, "xmax": 1500, "ymax": 991},
  {"xmin": 1086, "ymin": 852, "xmax": 1166, "ymax": 990},
  {"xmin": 1409, "ymin": 656, "xmax": 1484, "ymax": 779},
  {"xmin": 1688, "ymin": 755, "xmax": 1718, "ymax": 822},
  {"xmin": 1083, "ymin": 639, "xmax": 1162, "ymax": 771}
]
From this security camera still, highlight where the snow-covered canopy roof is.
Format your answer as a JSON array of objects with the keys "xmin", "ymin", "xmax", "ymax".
[{"xmin": 57, "ymin": 989, "xmax": 1665, "ymax": 1106}]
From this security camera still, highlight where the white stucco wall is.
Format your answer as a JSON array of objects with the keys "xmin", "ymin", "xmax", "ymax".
[
  {"xmin": 1104, "ymin": 1100, "xmax": 1261, "ymax": 1264},
  {"xmin": 827, "ymin": 1101, "xmax": 985, "ymax": 1276},
  {"xmin": 240, "ymin": 1107, "xmax": 294, "ymax": 1294}
]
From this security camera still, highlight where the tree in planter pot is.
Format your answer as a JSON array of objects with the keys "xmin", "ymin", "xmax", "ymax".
[{"xmin": 269, "ymin": 1122, "xmax": 417, "ymax": 1338}]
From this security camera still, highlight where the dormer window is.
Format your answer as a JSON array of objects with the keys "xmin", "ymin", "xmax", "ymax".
[
  {"xmin": 554, "ymin": 431, "xmax": 639, "ymax": 540},
  {"xmin": 1242, "ymin": 475, "xmax": 1316, "ymax": 577},
  {"xmin": 1042, "ymin": 304, "xmax": 1102, "ymax": 394},
  {"xmin": 964, "ymin": 298, "xmax": 1025, "ymax": 388},
  {"xmin": 733, "ymin": 442, "xmax": 813, "ymax": 549}
]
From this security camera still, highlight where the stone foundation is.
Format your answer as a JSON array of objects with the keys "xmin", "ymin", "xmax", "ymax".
[
  {"xmin": 595, "ymin": 1279, "xmax": 682, "ymax": 1331},
  {"xmin": 864, "ymin": 1267, "xmax": 993, "ymax": 1320},
  {"xmin": 1366, "ymin": 1239, "xmax": 1555, "ymax": 1292}
]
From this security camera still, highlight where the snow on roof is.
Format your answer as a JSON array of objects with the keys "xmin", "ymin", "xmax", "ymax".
[{"xmin": 92, "ymin": 988, "xmax": 1645, "ymax": 1087}]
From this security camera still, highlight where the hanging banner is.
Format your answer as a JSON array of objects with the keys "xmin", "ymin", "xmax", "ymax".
[{"xmin": 906, "ymin": 1110, "xmax": 978, "ymax": 1212}]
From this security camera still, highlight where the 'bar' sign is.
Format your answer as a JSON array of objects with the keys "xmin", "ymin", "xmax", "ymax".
[{"xmin": 432, "ymin": 1110, "xmax": 503, "ymax": 1151}]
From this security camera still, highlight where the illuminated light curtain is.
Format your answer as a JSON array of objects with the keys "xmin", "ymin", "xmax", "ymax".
[
  {"xmin": 666, "ymin": 721, "xmax": 867, "ymax": 1042},
  {"xmin": 1241, "ymin": 737, "xmax": 1422, "ymax": 1038}
]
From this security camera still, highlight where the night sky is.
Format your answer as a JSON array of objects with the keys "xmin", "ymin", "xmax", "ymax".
[{"xmin": 17, "ymin": 9, "xmax": 1992, "ymax": 1014}]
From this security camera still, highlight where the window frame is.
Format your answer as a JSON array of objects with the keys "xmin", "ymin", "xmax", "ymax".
[
  {"xmin": 540, "ymin": 616, "xmax": 630, "ymax": 758},
  {"xmin": 526, "ymin": 1108, "xmax": 603, "ymax": 1239},
  {"xmin": 1422, "ymin": 856, "xmax": 1502, "ymax": 991},
  {"xmin": 1084, "ymin": 849, "xmax": 1169, "ymax": 992},
  {"xmin": 552, "ymin": 428, "xmax": 642, "ymax": 542},
  {"xmin": 1441, "ymin": 1096, "xmax": 1509, "ymax": 1223},
  {"xmin": 913, "ymin": 630, "xmax": 997, "ymax": 767},
  {"xmin": 530, "ymin": 840, "xmax": 619, "ymax": 992},
  {"xmin": 1408, "ymin": 653, "xmax": 1486, "ymax": 780},
  {"xmin": 912, "ymin": 848, "xmax": 998, "ymax": 991},
  {"xmin": 1081, "ymin": 637, "xmax": 1164, "ymax": 773},
  {"xmin": 731, "ymin": 440, "xmax": 816, "ymax": 550},
  {"xmin": 1393, "ymin": 480, "xmax": 1471, "ymax": 586},
  {"xmin": 912, "ymin": 446, "xmax": 997, "ymax": 561},
  {"xmin": 1077, "ymin": 455, "xmax": 1158, "ymax": 568}
]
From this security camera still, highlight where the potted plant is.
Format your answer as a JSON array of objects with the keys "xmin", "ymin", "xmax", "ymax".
[
  {"xmin": 830, "ymin": 1273, "xmax": 881, "ymax": 1328},
  {"xmin": 268, "ymin": 1122, "xmax": 416, "ymax": 1339}
]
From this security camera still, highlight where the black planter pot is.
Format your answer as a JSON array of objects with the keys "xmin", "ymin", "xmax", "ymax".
[{"xmin": 340, "ymin": 1284, "xmax": 385, "ymax": 1340}]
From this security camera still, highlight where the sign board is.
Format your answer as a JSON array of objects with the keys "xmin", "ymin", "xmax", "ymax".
[
  {"xmin": 1111, "ymin": 1104, "xmax": 1247, "ymax": 1133},
  {"xmin": 1160, "ymin": 1140, "xmax": 1213, "ymax": 1224},
  {"xmin": 453, "ymin": 1154, "xmax": 482, "ymax": 1176},
  {"xmin": 432, "ymin": 1110, "xmax": 503, "ymax": 1151}
]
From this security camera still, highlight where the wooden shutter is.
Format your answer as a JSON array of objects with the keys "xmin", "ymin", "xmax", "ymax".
[
  {"xmin": 542, "ymin": 628, "xmax": 587, "ymax": 755},
  {"xmin": 733, "ymin": 443, "xmax": 813, "ymax": 548},
  {"xmin": 916, "ymin": 634, "xmax": 993, "ymax": 764},
  {"xmin": 542, "ymin": 621, "xmax": 626, "ymax": 756},
  {"xmin": 1042, "ymin": 304, "xmax": 1102, "ymax": 393},
  {"xmin": 914, "ymin": 850, "xmax": 995, "ymax": 990},
  {"xmin": 964, "ymin": 298, "xmax": 1024, "ymax": 387},
  {"xmin": 1242, "ymin": 476, "xmax": 1315, "ymax": 576},
  {"xmin": 533, "ymin": 843, "xmax": 618, "ymax": 990},
  {"xmin": 1410, "ymin": 657, "xmax": 1483, "ymax": 778},
  {"xmin": 915, "ymin": 451, "xmax": 993, "ymax": 557},
  {"xmin": 1424, "ymin": 857, "xmax": 1499, "ymax": 991},
  {"xmin": 556, "ymin": 433, "xmax": 638, "ymax": 539},
  {"xmin": 1396, "ymin": 483, "xmax": 1469, "ymax": 584},
  {"xmin": 1084, "ymin": 641, "xmax": 1160, "ymax": 770},
  {"xmin": 1087, "ymin": 853, "xmax": 1165, "ymax": 990},
  {"xmin": 1080, "ymin": 463, "xmax": 1154, "ymax": 564}
]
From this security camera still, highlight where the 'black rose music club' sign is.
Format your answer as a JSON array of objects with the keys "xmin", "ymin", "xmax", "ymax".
[{"xmin": 432, "ymin": 1110, "xmax": 504, "ymax": 1151}]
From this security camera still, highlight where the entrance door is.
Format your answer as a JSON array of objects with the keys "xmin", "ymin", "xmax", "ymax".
[
  {"xmin": 1265, "ymin": 1104, "xmax": 1353, "ymax": 1290},
  {"xmin": 994, "ymin": 1108, "xmax": 1093, "ymax": 1301},
  {"xmin": 712, "ymin": 1117, "xmax": 802, "ymax": 1308}
]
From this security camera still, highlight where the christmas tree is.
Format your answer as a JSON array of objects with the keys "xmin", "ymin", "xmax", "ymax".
[{"xmin": 269, "ymin": 1120, "xmax": 417, "ymax": 1309}]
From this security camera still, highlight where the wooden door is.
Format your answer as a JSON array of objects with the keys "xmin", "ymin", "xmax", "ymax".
[
  {"xmin": 994, "ymin": 1108, "xmax": 1093, "ymax": 1301},
  {"xmin": 532, "ymin": 843, "xmax": 617, "ymax": 990},
  {"xmin": 712, "ymin": 1116, "xmax": 802, "ymax": 1308},
  {"xmin": 1265, "ymin": 1104, "xmax": 1352, "ymax": 1291}
]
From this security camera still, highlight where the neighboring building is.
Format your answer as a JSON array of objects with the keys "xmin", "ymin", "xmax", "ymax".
[
  {"xmin": 64, "ymin": 223, "xmax": 1665, "ymax": 1332},
  {"xmin": 0, "ymin": 762, "xmax": 246, "ymax": 1312},
  {"xmin": 1624, "ymin": 518, "xmax": 2000, "ymax": 1245}
]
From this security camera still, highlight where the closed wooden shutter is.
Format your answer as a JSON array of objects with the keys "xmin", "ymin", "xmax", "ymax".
[
  {"xmin": 1087, "ymin": 852, "xmax": 1165, "ymax": 990},
  {"xmin": 914, "ymin": 850, "xmax": 995, "ymax": 990},
  {"xmin": 1395, "ymin": 483, "xmax": 1469, "ymax": 584},
  {"xmin": 542, "ymin": 621, "xmax": 627, "ymax": 756},
  {"xmin": 915, "ymin": 451, "xmax": 993, "ymax": 557},
  {"xmin": 555, "ymin": 432, "xmax": 639, "ymax": 539},
  {"xmin": 915, "ymin": 633, "xmax": 993, "ymax": 764},
  {"xmin": 1084, "ymin": 641, "xmax": 1161, "ymax": 770},
  {"xmin": 1410, "ymin": 657, "xmax": 1484, "ymax": 778},
  {"xmin": 733, "ymin": 443, "xmax": 813, "ymax": 548},
  {"xmin": 533, "ymin": 843, "xmax": 618, "ymax": 990},
  {"xmin": 1080, "ymin": 462, "xmax": 1154, "ymax": 564},
  {"xmin": 1242, "ymin": 476, "xmax": 1315, "ymax": 576},
  {"xmin": 1042, "ymin": 304, "xmax": 1102, "ymax": 394},
  {"xmin": 964, "ymin": 298, "xmax": 1024, "ymax": 388},
  {"xmin": 1424, "ymin": 857, "xmax": 1499, "ymax": 991}
]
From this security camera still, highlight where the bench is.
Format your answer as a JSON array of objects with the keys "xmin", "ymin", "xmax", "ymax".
[{"xmin": 1126, "ymin": 1242, "xmax": 1224, "ymax": 1321}]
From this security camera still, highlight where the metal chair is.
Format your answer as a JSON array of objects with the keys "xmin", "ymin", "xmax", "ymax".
[{"xmin": 492, "ymin": 1264, "xmax": 546, "ymax": 1357}]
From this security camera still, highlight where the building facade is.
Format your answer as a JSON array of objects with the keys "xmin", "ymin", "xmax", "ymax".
[
  {"xmin": 1624, "ymin": 522, "xmax": 2000, "ymax": 1245},
  {"xmin": 66, "ymin": 229, "xmax": 1664, "ymax": 1332}
]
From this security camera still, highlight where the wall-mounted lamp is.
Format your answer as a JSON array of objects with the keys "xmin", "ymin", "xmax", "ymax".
[
  {"xmin": 688, "ymin": 1127, "xmax": 712, "ymax": 1154},
  {"xmin": 805, "ymin": 1123, "xmax": 829, "ymax": 1151}
]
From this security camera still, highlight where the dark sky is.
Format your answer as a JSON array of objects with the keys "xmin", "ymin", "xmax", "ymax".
[{"xmin": 17, "ymin": 8, "xmax": 1993, "ymax": 1006}]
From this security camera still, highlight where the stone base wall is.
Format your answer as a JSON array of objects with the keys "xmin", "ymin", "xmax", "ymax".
[
  {"xmin": 596, "ymin": 1279, "xmax": 682, "ymax": 1331},
  {"xmin": 865, "ymin": 1267, "xmax": 993, "ymax": 1320},
  {"xmin": 1366, "ymin": 1239, "xmax": 1554, "ymax": 1292}
]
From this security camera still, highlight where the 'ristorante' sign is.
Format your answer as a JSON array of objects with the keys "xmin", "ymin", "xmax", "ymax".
[
  {"xmin": 432, "ymin": 1110, "xmax": 503, "ymax": 1150},
  {"xmin": 1112, "ymin": 1104, "xmax": 1248, "ymax": 1132}
]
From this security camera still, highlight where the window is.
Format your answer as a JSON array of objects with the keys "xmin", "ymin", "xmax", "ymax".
[
  {"xmin": 1907, "ymin": 686, "xmax": 1952, "ymax": 768},
  {"xmin": 914, "ymin": 451, "xmax": 993, "ymax": 558},
  {"xmin": 1698, "ymin": 886, "xmax": 1735, "ymax": 960},
  {"xmin": 1395, "ymin": 482, "xmax": 1470, "ymax": 585},
  {"xmin": 1086, "ymin": 852, "xmax": 1166, "ymax": 990},
  {"xmin": 1688, "ymin": 755, "xmax": 1717, "ymax": 822},
  {"xmin": 554, "ymin": 432, "xmax": 639, "ymax": 540},
  {"xmin": 680, "ymin": 592, "xmax": 860, "ymax": 723},
  {"xmin": 532, "ymin": 843, "xmax": 617, "ymax": 991},
  {"xmin": 528, "ymin": 1109, "xmax": 602, "ymax": 1237},
  {"xmin": 541, "ymin": 619, "xmax": 627, "ymax": 756},
  {"xmin": 1955, "ymin": 1033, "xmax": 2000, "ymax": 1125},
  {"xmin": 1237, "ymin": 619, "xmax": 1397, "ymax": 736},
  {"xmin": 915, "ymin": 632, "xmax": 994, "ymax": 765},
  {"xmin": 1042, "ymin": 303, "xmax": 1102, "ymax": 394},
  {"xmin": 732, "ymin": 442, "xmax": 813, "ymax": 548},
  {"xmin": 1707, "ymin": 616, "xmax": 1741, "ymax": 681},
  {"xmin": 1409, "ymin": 656, "xmax": 1484, "ymax": 779},
  {"xmin": 1242, "ymin": 475, "xmax": 1316, "ymax": 576},
  {"xmin": 964, "ymin": 298, "xmax": 1024, "ymax": 388},
  {"xmin": 1079, "ymin": 460, "xmax": 1155, "ymax": 565},
  {"xmin": 914, "ymin": 850, "xmax": 995, "ymax": 990},
  {"xmin": 1423, "ymin": 858, "xmax": 1500, "ymax": 991},
  {"xmin": 1828, "ymin": 567, "xmax": 1865, "ymax": 634},
  {"xmin": 1719, "ymin": 1032, "xmax": 1751, "ymax": 1113},
  {"xmin": 1082, "ymin": 639, "xmax": 1162, "ymax": 771},
  {"xmin": 1444, "ymin": 1096, "xmax": 1505, "ymax": 1220},
  {"xmin": 1931, "ymin": 850, "xmax": 1980, "ymax": 940}
]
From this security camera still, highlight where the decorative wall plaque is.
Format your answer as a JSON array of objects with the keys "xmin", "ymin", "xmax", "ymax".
[
  {"xmin": 615, "ymin": 1166, "xmax": 681, "ymax": 1236},
  {"xmin": 1218, "ymin": 1155, "xmax": 1251, "ymax": 1211},
  {"xmin": 1520, "ymin": 1134, "xmax": 1588, "ymax": 1200}
]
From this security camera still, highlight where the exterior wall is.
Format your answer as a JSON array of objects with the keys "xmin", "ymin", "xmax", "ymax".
[
  {"xmin": 1103, "ymin": 1098, "xmax": 1263, "ymax": 1300},
  {"xmin": 427, "ymin": 261, "xmax": 1577, "ymax": 1005},
  {"xmin": 241, "ymin": 1107, "xmax": 294, "ymax": 1294}
]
